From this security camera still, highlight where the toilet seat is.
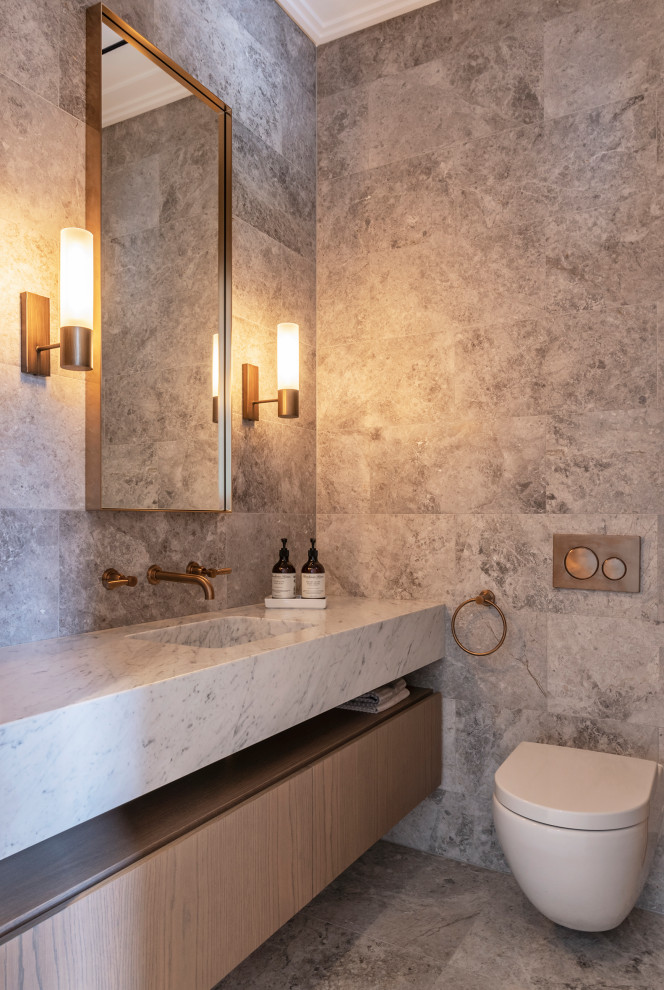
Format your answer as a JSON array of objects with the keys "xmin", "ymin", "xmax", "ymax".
[{"xmin": 495, "ymin": 742, "xmax": 657, "ymax": 830}]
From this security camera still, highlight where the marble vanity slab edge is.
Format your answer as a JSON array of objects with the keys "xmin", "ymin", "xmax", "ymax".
[{"xmin": 0, "ymin": 597, "xmax": 444, "ymax": 860}]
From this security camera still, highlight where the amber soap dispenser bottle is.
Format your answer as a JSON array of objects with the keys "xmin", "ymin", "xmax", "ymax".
[
  {"xmin": 301, "ymin": 538, "xmax": 325, "ymax": 599},
  {"xmin": 272, "ymin": 538, "xmax": 296, "ymax": 599}
]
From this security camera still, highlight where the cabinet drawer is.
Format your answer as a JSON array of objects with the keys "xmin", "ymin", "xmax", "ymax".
[
  {"xmin": 1, "ymin": 770, "xmax": 313, "ymax": 990},
  {"xmin": 312, "ymin": 691, "xmax": 441, "ymax": 890}
]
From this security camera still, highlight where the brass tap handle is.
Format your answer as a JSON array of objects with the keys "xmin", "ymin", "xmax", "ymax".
[
  {"xmin": 102, "ymin": 568, "xmax": 138, "ymax": 591},
  {"xmin": 186, "ymin": 561, "xmax": 232, "ymax": 578}
]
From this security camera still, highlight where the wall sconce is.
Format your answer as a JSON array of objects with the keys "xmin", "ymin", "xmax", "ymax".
[
  {"xmin": 242, "ymin": 323, "xmax": 299, "ymax": 420},
  {"xmin": 21, "ymin": 228, "xmax": 94, "ymax": 376},
  {"xmin": 212, "ymin": 333, "xmax": 219, "ymax": 424}
]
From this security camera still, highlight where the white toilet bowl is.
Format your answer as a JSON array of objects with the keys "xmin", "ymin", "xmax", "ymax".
[{"xmin": 493, "ymin": 742, "xmax": 662, "ymax": 932}]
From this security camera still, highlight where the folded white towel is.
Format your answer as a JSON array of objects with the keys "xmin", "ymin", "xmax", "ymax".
[{"xmin": 338, "ymin": 679, "xmax": 410, "ymax": 714}]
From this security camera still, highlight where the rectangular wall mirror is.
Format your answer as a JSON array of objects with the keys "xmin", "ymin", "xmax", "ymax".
[{"xmin": 86, "ymin": 4, "xmax": 232, "ymax": 511}]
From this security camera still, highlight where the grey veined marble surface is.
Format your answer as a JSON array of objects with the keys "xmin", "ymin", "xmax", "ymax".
[{"xmin": 0, "ymin": 597, "xmax": 444, "ymax": 861}]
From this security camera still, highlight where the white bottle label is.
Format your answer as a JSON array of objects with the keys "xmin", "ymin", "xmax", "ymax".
[
  {"xmin": 272, "ymin": 573, "xmax": 296, "ymax": 599},
  {"xmin": 301, "ymin": 573, "xmax": 325, "ymax": 599}
]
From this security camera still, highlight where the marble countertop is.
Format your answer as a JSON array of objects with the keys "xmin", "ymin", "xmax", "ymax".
[{"xmin": 0, "ymin": 597, "xmax": 444, "ymax": 860}]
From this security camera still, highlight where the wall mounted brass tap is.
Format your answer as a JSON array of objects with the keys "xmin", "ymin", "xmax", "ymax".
[
  {"xmin": 102, "ymin": 568, "xmax": 138, "ymax": 590},
  {"xmin": 147, "ymin": 562, "xmax": 231, "ymax": 600},
  {"xmin": 186, "ymin": 561, "xmax": 232, "ymax": 578}
]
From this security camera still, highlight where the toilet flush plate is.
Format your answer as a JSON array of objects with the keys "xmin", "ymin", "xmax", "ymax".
[{"xmin": 553, "ymin": 534, "xmax": 640, "ymax": 593}]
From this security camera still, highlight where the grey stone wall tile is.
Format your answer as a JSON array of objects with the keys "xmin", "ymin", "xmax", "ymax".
[
  {"xmin": 0, "ymin": 509, "xmax": 59, "ymax": 647},
  {"xmin": 544, "ymin": 93, "xmax": 657, "ymax": 214},
  {"xmin": 94, "ymin": 0, "xmax": 155, "ymax": 41},
  {"xmin": 157, "ymin": 0, "xmax": 286, "ymax": 154},
  {"xmin": 317, "ymin": 430, "xmax": 371, "ymax": 515},
  {"xmin": 546, "ymin": 409, "xmax": 663, "ymax": 514},
  {"xmin": 0, "ymin": 364, "xmax": 85, "ymax": 510},
  {"xmin": 317, "ymin": 330, "xmax": 454, "ymax": 431},
  {"xmin": 453, "ymin": 512, "xmax": 658, "ymax": 621},
  {"xmin": 363, "ymin": 60, "xmax": 525, "ymax": 174},
  {"xmin": 157, "ymin": 436, "xmax": 221, "ymax": 510},
  {"xmin": 546, "ymin": 613, "xmax": 663, "ymax": 724},
  {"xmin": 316, "ymin": 512, "xmax": 457, "ymax": 602},
  {"xmin": 442, "ymin": 610, "xmax": 548, "ymax": 710},
  {"xmin": 317, "ymin": 87, "xmax": 371, "ymax": 183},
  {"xmin": 420, "ymin": 94, "xmax": 656, "ymax": 233},
  {"xmin": 220, "ymin": 0, "xmax": 315, "ymax": 95},
  {"xmin": 543, "ymin": 0, "xmax": 664, "ymax": 119},
  {"xmin": 657, "ymin": 302, "xmax": 664, "ymax": 410},
  {"xmin": 102, "ymin": 97, "xmax": 216, "ymax": 171},
  {"xmin": 365, "ymin": 418, "xmax": 546, "ymax": 515},
  {"xmin": 281, "ymin": 70, "xmax": 317, "ymax": 178},
  {"xmin": 455, "ymin": 306, "xmax": 657, "ymax": 416},
  {"xmin": 0, "ymin": 217, "xmax": 59, "ymax": 368},
  {"xmin": 317, "ymin": 16, "xmax": 418, "ymax": 99},
  {"xmin": 0, "ymin": 0, "xmax": 60, "ymax": 103},
  {"xmin": 102, "ymin": 441, "xmax": 159, "ymax": 509},
  {"xmin": 59, "ymin": 0, "xmax": 87, "ymax": 122},
  {"xmin": 102, "ymin": 156, "xmax": 161, "ymax": 238},
  {"xmin": 0, "ymin": 73, "xmax": 85, "ymax": 236},
  {"xmin": 545, "ymin": 193, "xmax": 664, "ymax": 311},
  {"xmin": 58, "ymin": 509, "xmax": 229, "ymax": 636},
  {"xmin": 104, "ymin": 363, "xmax": 214, "ymax": 445},
  {"xmin": 232, "ymin": 218, "xmax": 283, "ymax": 328},
  {"xmin": 102, "ymin": 214, "xmax": 217, "ymax": 378},
  {"xmin": 641, "ymin": 841, "xmax": 664, "ymax": 914},
  {"xmin": 225, "ymin": 510, "xmax": 315, "ymax": 607},
  {"xmin": 233, "ymin": 121, "xmax": 315, "ymax": 259},
  {"xmin": 232, "ymin": 420, "xmax": 315, "ymax": 514}
]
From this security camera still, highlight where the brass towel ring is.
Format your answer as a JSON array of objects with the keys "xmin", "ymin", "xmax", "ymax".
[{"xmin": 451, "ymin": 590, "xmax": 507, "ymax": 656}]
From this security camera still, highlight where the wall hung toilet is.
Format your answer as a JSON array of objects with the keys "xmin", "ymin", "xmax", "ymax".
[{"xmin": 493, "ymin": 742, "xmax": 662, "ymax": 932}]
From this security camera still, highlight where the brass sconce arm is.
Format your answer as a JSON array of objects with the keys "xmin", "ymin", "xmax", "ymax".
[
  {"xmin": 242, "ymin": 364, "xmax": 299, "ymax": 420},
  {"xmin": 20, "ymin": 293, "xmax": 93, "ymax": 376},
  {"xmin": 102, "ymin": 568, "xmax": 138, "ymax": 590}
]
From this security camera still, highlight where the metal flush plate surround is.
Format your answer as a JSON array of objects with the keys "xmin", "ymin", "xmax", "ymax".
[{"xmin": 553, "ymin": 534, "xmax": 641, "ymax": 593}]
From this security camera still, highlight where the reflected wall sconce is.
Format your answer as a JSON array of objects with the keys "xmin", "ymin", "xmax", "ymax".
[
  {"xmin": 21, "ymin": 228, "xmax": 94, "ymax": 376},
  {"xmin": 242, "ymin": 322, "xmax": 299, "ymax": 420},
  {"xmin": 212, "ymin": 333, "xmax": 219, "ymax": 424}
]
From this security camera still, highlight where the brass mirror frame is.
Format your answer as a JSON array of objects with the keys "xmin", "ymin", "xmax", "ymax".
[{"xmin": 85, "ymin": 4, "xmax": 232, "ymax": 512}]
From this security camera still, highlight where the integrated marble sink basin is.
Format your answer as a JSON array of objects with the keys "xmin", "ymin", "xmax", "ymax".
[
  {"xmin": 0, "ymin": 597, "xmax": 445, "ymax": 860},
  {"xmin": 129, "ymin": 614, "xmax": 315, "ymax": 649}
]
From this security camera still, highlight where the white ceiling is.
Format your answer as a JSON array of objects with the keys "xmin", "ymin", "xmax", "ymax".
[
  {"xmin": 101, "ymin": 24, "xmax": 190, "ymax": 128},
  {"xmin": 279, "ymin": 0, "xmax": 438, "ymax": 44}
]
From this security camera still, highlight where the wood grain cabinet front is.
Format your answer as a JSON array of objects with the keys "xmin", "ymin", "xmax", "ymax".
[
  {"xmin": 0, "ymin": 771, "xmax": 313, "ymax": 990},
  {"xmin": 313, "ymin": 692, "xmax": 441, "ymax": 890},
  {"xmin": 0, "ymin": 691, "xmax": 441, "ymax": 990}
]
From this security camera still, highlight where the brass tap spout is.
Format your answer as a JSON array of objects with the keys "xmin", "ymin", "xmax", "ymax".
[{"xmin": 147, "ymin": 565, "xmax": 215, "ymax": 600}]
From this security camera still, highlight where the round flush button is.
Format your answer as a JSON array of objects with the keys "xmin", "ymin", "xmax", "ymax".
[
  {"xmin": 564, "ymin": 546, "xmax": 599, "ymax": 580},
  {"xmin": 602, "ymin": 556, "xmax": 627, "ymax": 581}
]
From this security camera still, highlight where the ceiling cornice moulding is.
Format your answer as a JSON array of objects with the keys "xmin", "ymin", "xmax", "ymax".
[{"xmin": 278, "ymin": 0, "xmax": 438, "ymax": 45}]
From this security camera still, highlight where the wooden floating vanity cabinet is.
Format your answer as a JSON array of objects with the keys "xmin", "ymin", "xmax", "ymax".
[{"xmin": 0, "ymin": 689, "xmax": 441, "ymax": 990}]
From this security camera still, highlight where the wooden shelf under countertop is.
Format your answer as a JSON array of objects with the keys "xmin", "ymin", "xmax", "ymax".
[{"xmin": 0, "ymin": 686, "xmax": 433, "ymax": 944}]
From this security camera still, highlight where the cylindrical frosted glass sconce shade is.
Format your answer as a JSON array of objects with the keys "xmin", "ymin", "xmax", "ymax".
[
  {"xmin": 277, "ymin": 323, "xmax": 299, "ymax": 391},
  {"xmin": 60, "ymin": 228, "xmax": 93, "ymax": 331},
  {"xmin": 212, "ymin": 333, "xmax": 219, "ymax": 423}
]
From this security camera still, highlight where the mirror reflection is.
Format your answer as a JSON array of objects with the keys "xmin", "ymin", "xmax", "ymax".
[{"xmin": 100, "ymin": 22, "xmax": 226, "ymax": 510}]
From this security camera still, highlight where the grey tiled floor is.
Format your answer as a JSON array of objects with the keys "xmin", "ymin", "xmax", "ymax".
[{"xmin": 217, "ymin": 840, "xmax": 664, "ymax": 990}]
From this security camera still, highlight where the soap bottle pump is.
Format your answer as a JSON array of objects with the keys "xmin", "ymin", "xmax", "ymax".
[
  {"xmin": 301, "ymin": 538, "xmax": 325, "ymax": 599},
  {"xmin": 272, "ymin": 538, "xmax": 296, "ymax": 599}
]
